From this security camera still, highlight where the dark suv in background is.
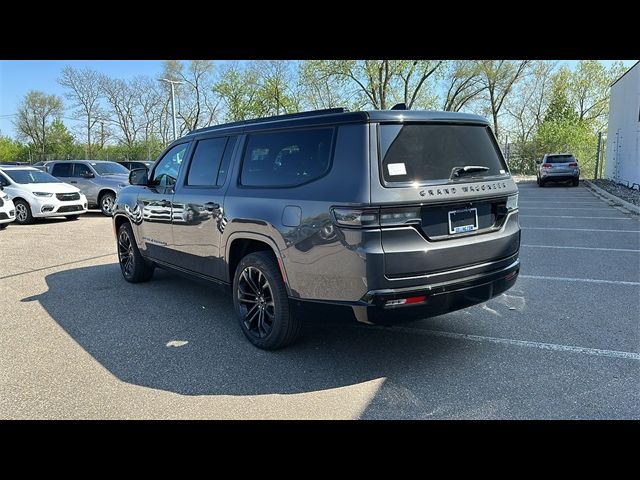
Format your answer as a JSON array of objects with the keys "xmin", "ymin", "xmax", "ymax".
[{"xmin": 113, "ymin": 108, "xmax": 521, "ymax": 349}]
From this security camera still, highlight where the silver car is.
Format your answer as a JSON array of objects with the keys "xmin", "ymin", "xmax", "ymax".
[
  {"xmin": 45, "ymin": 160, "xmax": 130, "ymax": 215},
  {"xmin": 536, "ymin": 153, "xmax": 580, "ymax": 187}
]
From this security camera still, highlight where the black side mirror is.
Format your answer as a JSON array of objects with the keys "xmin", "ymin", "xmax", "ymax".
[
  {"xmin": 535, "ymin": 159, "xmax": 542, "ymax": 164},
  {"xmin": 81, "ymin": 171, "xmax": 95, "ymax": 178},
  {"xmin": 129, "ymin": 168, "xmax": 149, "ymax": 186}
]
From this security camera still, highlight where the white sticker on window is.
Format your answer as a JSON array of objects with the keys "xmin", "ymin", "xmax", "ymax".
[
  {"xmin": 387, "ymin": 163, "xmax": 407, "ymax": 176},
  {"xmin": 500, "ymin": 169, "xmax": 505, "ymax": 174}
]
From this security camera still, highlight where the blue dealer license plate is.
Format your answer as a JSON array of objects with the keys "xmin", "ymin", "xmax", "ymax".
[{"xmin": 448, "ymin": 208, "xmax": 478, "ymax": 234}]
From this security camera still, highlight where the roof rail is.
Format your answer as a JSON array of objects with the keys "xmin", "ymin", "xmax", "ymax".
[{"xmin": 188, "ymin": 108, "xmax": 348, "ymax": 136}]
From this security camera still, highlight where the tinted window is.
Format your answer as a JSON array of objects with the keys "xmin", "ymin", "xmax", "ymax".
[
  {"xmin": 52, "ymin": 163, "xmax": 73, "ymax": 177},
  {"xmin": 545, "ymin": 155, "xmax": 575, "ymax": 164},
  {"xmin": 92, "ymin": 162, "xmax": 129, "ymax": 175},
  {"xmin": 380, "ymin": 124, "xmax": 507, "ymax": 184},
  {"xmin": 241, "ymin": 129, "xmax": 333, "ymax": 187},
  {"xmin": 74, "ymin": 163, "xmax": 93, "ymax": 176},
  {"xmin": 152, "ymin": 143, "xmax": 189, "ymax": 190},
  {"xmin": 3, "ymin": 169, "xmax": 62, "ymax": 184},
  {"xmin": 187, "ymin": 137, "xmax": 228, "ymax": 187}
]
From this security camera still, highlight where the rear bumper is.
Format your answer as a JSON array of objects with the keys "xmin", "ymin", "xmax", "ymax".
[
  {"xmin": 351, "ymin": 257, "xmax": 520, "ymax": 324},
  {"xmin": 541, "ymin": 173, "xmax": 579, "ymax": 181}
]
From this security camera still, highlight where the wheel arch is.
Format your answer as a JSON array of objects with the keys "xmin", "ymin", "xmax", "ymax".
[{"xmin": 226, "ymin": 232, "xmax": 290, "ymax": 295}]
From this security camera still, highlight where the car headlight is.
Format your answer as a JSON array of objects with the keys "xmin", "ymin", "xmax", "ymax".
[
  {"xmin": 33, "ymin": 192, "xmax": 53, "ymax": 197},
  {"xmin": 506, "ymin": 194, "xmax": 518, "ymax": 211}
]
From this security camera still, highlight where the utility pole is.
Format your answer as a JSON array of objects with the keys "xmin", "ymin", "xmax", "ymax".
[{"xmin": 158, "ymin": 78, "xmax": 184, "ymax": 141}]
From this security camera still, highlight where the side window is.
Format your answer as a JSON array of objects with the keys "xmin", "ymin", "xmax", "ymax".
[
  {"xmin": 186, "ymin": 137, "xmax": 228, "ymax": 187},
  {"xmin": 73, "ymin": 163, "xmax": 92, "ymax": 177},
  {"xmin": 240, "ymin": 129, "xmax": 333, "ymax": 187},
  {"xmin": 151, "ymin": 143, "xmax": 189, "ymax": 190},
  {"xmin": 0, "ymin": 173, "xmax": 10, "ymax": 186},
  {"xmin": 51, "ymin": 163, "xmax": 73, "ymax": 177}
]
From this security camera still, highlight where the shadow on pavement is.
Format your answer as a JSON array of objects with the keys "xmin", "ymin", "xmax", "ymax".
[{"xmin": 24, "ymin": 263, "xmax": 469, "ymax": 399}]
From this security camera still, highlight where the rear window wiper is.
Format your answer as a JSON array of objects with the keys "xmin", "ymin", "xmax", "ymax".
[{"xmin": 450, "ymin": 165, "xmax": 490, "ymax": 180}]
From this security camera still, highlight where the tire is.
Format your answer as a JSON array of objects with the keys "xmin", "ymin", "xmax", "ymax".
[
  {"xmin": 0, "ymin": 223, "xmax": 7, "ymax": 230},
  {"xmin": 233, "ymin": 251, "xmax": 300, "ymax": 350},
  {"xmin": 14, "ymin": 199, "xmax": 34, "ymax": 224},
  {"xmin": 99, "ymin": 191, "xmax": 116, "ymax": 216},
  {"xmin": 536, "ymin": 176, "xmax": 540, "ymax": 186},
  {"xmin": 117, "ymin": 222, "xmax": 155, "ymax": 283},
  {"xmin": 66, "ymin": 215, "xmax": 80, "ymax": 220},
  {"xmin": 538, "ymin": 179, "xmax": 545, "ymax": 187},
  {"xmin": 572, "ymin": 178, "xmax": 579, "ymax": 187}
]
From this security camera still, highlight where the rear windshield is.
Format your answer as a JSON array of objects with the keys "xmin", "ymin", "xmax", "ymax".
[
  {"xmin": 379, "ymin": 124, "xmax": 507, "ymax": 184},
  {"xmin": 545, "ymin": 155, "xmax": 575, "ymax": 163}
]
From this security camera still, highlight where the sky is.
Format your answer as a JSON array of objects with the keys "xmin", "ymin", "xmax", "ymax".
[{"xmin": 1, "ymin": 59, "xmax": 637, "ymax": 138}]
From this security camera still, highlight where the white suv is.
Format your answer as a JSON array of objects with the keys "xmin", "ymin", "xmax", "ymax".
[
  {"xmin": 0, "ymin": 166, "xmax": 88, "ymax": 224},
  {"xmin": 0, "ymin": 188, "xmax": 15, "ymax": 229}
]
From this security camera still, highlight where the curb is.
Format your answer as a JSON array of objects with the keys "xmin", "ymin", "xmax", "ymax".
[{"xmin": 584, "ymin": 180, "xmax": 640, "ymax": 215}]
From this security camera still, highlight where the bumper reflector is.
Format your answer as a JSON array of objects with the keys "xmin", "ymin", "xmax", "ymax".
[{"xmin": 385, "ymin": 295, "xmax": 427, "ymax": 307}]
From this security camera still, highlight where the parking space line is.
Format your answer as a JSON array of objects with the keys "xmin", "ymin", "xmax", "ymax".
[
  {"xmin": 519, "ymin": 215, "xmax": 631, "ymax": 219},
  {"xmin": 519, "ymin": 207, "xmax": 615, "ymax": 210},
  {"xmin": 521, "ymin": 244, "xmax": 640, "ymax": 253},
  {"xmin": 364, "ymin": 326, "xmax": 640, "ymax": 361},
  {"xmin": 519, "ymin": 274, "xmax": 640, "ymax": 286},
  {"xmin": 521, "ymin": 227, "xmax": 640, "ymax": 233}
]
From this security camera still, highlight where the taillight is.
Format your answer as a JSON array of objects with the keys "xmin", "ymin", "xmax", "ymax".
[
  {"xmin": 332, "ymin": 207, "xmax": 421, "ymax": 228},
  {"xmin": 332, "ymin": 208, "xmax": 379, "ymax": 227},
  {"xmin": 542, "ymin": 163, "xmax": 553, "ymax": 168},
  {"xmin": 569, "ymin": 163, "xmax": 578, "ymax": 167}
]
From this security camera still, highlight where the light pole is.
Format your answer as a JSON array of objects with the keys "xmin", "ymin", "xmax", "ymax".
[{"xmin": 158, "ymin": 78, "xmax": 184, "ymax": 141}]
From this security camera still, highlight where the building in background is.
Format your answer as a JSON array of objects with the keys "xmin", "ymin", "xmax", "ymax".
[{"xmin": 605, "ymin": 61, "xmax": 640, "ymax": 188}]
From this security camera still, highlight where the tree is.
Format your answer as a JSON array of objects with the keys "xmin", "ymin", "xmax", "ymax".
[
  {"xmin": 298, "ymin": 61, "xmax": 352, "ymax": 110},
  {"xmin": 301, "ymin": 60, "xmax": 442, "ymax": 110},
  {"xmin": 100, "ymin": 75, "xmax": 140, "ymax": 152},
  {"xmin": 213, "ymin": 62, "xmax": 263, "ymax": 122},
  {"xmin": 568, "ymin": 60, "xmax": 626, "ymax": 131},
  {"xmin": 47, "ymin": 119, "xmax": 79, "ymax": 159},
  {"xmin": 253, "ymin": 60, "xmax": 300, "ymax": 115},
  {"xmin": 476, "ymin": 60, "xmax": 530, "ymax": 140},
  {"xmin": 161, "ymin": 60, "xmax": 219, "ymax": 135},
  {"xmin": 58, "ymin": 66, "xmax": 104, "ymax": 158},
  {"xmin": 441, "ymin": 61, "xmax": 486, "ymax": 112},
  {"xmin": 14, "ymin": 90, "xmax": 63, "ymax": 159},
  {"xmin": 0, "ymin": 135, "xmax": 23, "ymax": 162},
  {"xmin": 505, "ymin": 61, "xmax": 558, "ymax": 146}
]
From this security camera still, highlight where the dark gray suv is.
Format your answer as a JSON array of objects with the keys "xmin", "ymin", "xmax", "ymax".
[{"xmin": 112, "ymin": 108, "xmax": 521, "ymax": 349}]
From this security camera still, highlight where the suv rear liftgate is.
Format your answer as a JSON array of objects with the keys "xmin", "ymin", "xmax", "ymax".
[{"xmin": 345, "ymin": 121, "xmax": 520, "ymax": 324}]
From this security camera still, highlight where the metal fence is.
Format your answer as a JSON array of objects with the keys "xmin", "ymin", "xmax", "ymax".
[{"xmin": 504, "ymin": 133, "xmax": 605, "ymax": 179}]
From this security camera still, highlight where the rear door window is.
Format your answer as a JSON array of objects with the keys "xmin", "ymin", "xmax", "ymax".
[
  {"xmin": 73, "ymin": 163, "xmax": 93, "ymax": 177},
  {"xmin": 186, "ymin": 137, "xmax": 228, "ymax": 187},
  {"xmin": 241, "ymin": 128, "xmax": 334, "ymax": 187},
  {"xmin": 51, "ymin": 162, "xmax": 73, "ymax": 177},
  {"xmin": 379, "ymin": 124, "xmax": 507, "ymax": 184}
]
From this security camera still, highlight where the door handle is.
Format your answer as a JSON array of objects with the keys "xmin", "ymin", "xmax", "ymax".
[
  {"xmin": 69, "ymin": 181, "xmax": 77, "ymax": 184},
  {"xmin": 160, "ymin": 199, "xmax": 171, "ymax": 207},
  {"xmin": 204, "ymin": 202, "xmax": 220, "ymax": 212}
]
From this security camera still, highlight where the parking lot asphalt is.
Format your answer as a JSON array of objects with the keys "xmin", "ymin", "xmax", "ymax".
[{"xmin": 1, "ymin": 185, "xmax": 639, "ymax": 419}]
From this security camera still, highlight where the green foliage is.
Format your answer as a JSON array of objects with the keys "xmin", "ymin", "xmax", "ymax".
[
  {"xmin": 14, "ymin": 90, "xmax": 64, "ymax": 159},
  {"xmin": 533, "ymin": 118, "xmax": 597, "ymax": 177},
  {"xmin": 0, "ymin": 135, "xmax": 23, "ymax": 162}
]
